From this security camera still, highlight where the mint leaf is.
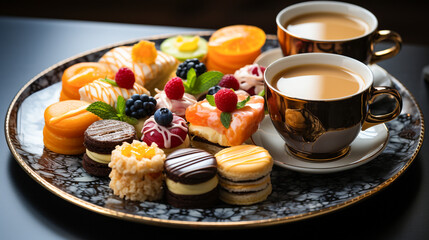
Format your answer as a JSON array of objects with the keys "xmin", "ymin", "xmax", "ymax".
[
  {"xmin": 193, "ymin": 71, "xmax": 223, "ymax": 94},
  {"xmin": 236, "ymin": 96, "xmax": 250, "ymax": 109},
  {"xmin": 206, "ymin": 94, "xmax": 216, "ymax": 106},
  {"xmin": 86, "ymin": 97, "xmax": 138, "ymax": 125},
  {"xmin": 122, "ymin": 115, "xmax": 138, "ymax": 125},
  {"xmin": 116, "ymin": 95, "xmax": 126, "ymax": 115},
  {"xmin": 100, "ymin": 77, "xmax": 118, "ymax": 87},
  {"xmin": 183, "ymin": 68, "xmax": 197, "ymax": 93},
  {"xmin": 187, "ymin": 68, "xmax": 197, "ymax": 88},
  {"xmin": 183, "ymin": 70, "xmax": 224, "ymax": 95},
  {"xmin": 220, "ymin": 112, "xmax": 232, "ymax": 129},
  {"xmin": 86, "ymin": 101, "xmax": 118, "ymax": 120}
]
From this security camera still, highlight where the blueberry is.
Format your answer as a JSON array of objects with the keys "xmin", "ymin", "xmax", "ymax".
[
  {"xmin": 131, "ymin": 94, "xmax": 140, "ymax": 101},
  {"xmin": 125, "ymin": 95, "xmax": 158, "ymax": 119},
  {"xmin": 187, "ymin": 62, "xmax": 195, "ymax": 69},
  {"xmin": 208, "ymin": 85, "xmax": 222, "ymax": 95},
  {"xmin": 140, "ymin": 94, "xmax": 149, "ymax": 102},
  {"xmin": 176, "ymin": 58, "xmax": 207, "ymax": 79},
  {"xmin": 126, "ymin": 98, "xmax": 134, "ymax": 107},
  {"xmin": 154, "ymin": 108, "xmax": 173, "ymax": 126},
  {"xmin": 137, "ymin": 108, "xmax": 146, "ymax": 118},
  {"xmin": 125, "ymin": 107, "xmax": 132, "ymax": 116},
  {"xmin": 131, "ymin": 111, "xmax": 139, "ymax": 118},
  {"xmin": 149, "ymin": 97, "xmax": 157, "ymax": 105},
  {"xmin": 134, "ymin": 99, "xmax": 143, "ymax": 109},
  {"xmin": 144, "ymin": 101, "xmax": 155, "ymax": 112}
]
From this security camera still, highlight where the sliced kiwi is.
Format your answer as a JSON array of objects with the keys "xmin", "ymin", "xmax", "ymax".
[{"xmin": 160, "ymin": 35, "xmax": 208, "ymax": 62}]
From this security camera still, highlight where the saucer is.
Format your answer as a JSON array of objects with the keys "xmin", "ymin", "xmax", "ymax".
[
  {"xmin": 251, "ymin": 116, "xmax": 389, "ymax": 174},
  {"xmin": 254, "ymin": 48, "xmax": 392, "ymax": 87}
]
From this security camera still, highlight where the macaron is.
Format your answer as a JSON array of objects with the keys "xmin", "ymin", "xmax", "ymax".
[
  {"xmin": 164, "ymin": 148, "xmax": 218, "ymax": 208},
  {"xmin": 214, "ymin": 144, "xmax": 273, "ymax": 205},
  {"xmin": 82, "ymin": 119, "xmax": 137, "ymax": 177},
  {"xmin": 43, "ymin": 100, "xmax": 99, "ymax": 155}
]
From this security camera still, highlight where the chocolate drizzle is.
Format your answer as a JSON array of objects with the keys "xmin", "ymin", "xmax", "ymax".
[{"xmin": 165, "ymin": 148, "xmax": 217, "ymax": 184}]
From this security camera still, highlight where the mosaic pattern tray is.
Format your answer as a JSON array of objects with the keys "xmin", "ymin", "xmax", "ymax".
[{"xmin": 5, "ymin": 33, "xmax": 424, "ymax": 229}]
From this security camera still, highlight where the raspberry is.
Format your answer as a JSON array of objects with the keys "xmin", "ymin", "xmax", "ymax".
[
  {"xmin": 214, "ymin": 88, "xmax": 237, "ymax": 112},
  {"xmin": 250, "ymin": 65, "xmax": 266, "ymax": 76},
  {"xmin": 115, "ymin": 67, "xmax": 135, "ymax": 89},
  {"xmin": 164, "ymin": 77, "xmax": 185, "ymax": 100},
  {"xmin": 218, "ymin": 74, "xmax": 239, "ymax": 90}
]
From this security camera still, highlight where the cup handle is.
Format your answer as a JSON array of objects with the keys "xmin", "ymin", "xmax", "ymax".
[
  {"xmin": 370, "ymin": 30, "xmax": 402, "ymax": 64},
  {"xmin": 362, "ymin": 86, "xmax": 402, "ymax": 131}
]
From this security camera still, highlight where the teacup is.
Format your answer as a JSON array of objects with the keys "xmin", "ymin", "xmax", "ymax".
[
  {"xmin": 264, "ymin": 53, "xmax": 402, "ymax": 161},
  {"xmin": 276, "ymin": 1, "xmax": 402, "ymax": 64}
]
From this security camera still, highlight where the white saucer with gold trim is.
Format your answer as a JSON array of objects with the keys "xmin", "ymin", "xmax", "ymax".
[{"xmin": 251, "ymin": 116, "xmax": 389, "ymax": 174}]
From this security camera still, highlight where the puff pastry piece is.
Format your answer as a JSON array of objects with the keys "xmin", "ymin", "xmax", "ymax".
[
  {"xmin": 79, "ymin": 79, "xmax": 150, "ymax": 106},
  {"xmin": 98, "ymin": 46, "xmax": 178, "ymax": 92}
]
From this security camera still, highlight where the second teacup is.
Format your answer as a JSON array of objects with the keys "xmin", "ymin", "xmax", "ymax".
[{"xmin": 276, "ymin": 1, "xmax": 402, "ymax": 64}]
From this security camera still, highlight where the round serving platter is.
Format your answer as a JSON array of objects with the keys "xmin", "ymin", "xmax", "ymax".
[{"xmin": 5, "ymin": 32, "xmax": 424, "ymax": 229}]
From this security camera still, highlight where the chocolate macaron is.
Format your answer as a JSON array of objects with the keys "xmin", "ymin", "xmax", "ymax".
[
  {"xmin": 164, "ymin": 148, "xmax": 218, "ymax": 208},
  {"xmin": 83, "ymin": 119, "xmax": 137, "ymax": 177}
]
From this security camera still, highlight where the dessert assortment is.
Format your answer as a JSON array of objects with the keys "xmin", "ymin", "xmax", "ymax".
[
  {"xmin": 7, "ymin": 0, "xmax": 423, "ymax": 227},
  {"xmin": 42, "ymin": 26, "xmax": 274, "ymax": 208}
]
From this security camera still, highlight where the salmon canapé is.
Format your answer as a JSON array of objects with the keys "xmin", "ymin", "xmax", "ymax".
[{"xmin": 185, "ymin": 94, "xmax": 265, "ymax": 146}]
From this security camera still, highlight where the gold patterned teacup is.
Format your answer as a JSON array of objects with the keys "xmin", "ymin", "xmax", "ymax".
[
  {"xmin": 276, "ymin": 1, "xmax": 402, "ymax": 64},
  {"xmin": 264, "ymin": 53, "xmax": 402, "ymax": 161}
]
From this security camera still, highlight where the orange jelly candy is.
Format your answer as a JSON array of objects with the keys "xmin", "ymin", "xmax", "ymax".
[
  {"xmin": 43, "ymin": 100, "xmax": 99, "ymax": 155},
  {"xmin": 121, "ymin": 142, "xmax": 156, "ymax": 159},
  {"xmin": 207, "ymin": 25, "xmax": 266, "ymax": 74},
  {"xmin": 60, "ymin": 62, "xmax": 113, "ymax": 101}
]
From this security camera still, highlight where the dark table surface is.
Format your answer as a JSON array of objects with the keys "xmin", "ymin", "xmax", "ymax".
[{"xmin": 1, "ymin": 16, "xmax": 429, "ymax": 239}]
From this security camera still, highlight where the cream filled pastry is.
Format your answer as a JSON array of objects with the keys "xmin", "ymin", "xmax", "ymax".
[
  {"xmin": 234, "ymin": 64, "xmax": 266, "ymax": 95},
  {"xmin": 141, "ymin": 109, "xmax": 190, "ymax": 154},
  {"xmin": 164, "ymin": 148, "xmax": 218, "ymax": 208},
  {"xmin": 82, "ymin": 119, "xmax": 137, "ymax": 177},
  {"xmin": 154, "ymin": 88, "xmax": 197, "ymax": 118},
  {"xmin": 98, "ymin": 42, "xmax": 178, "ymax": 92},
  {"xmin": 79, "ymin": 79, "xmax": 150, "ymax": 106}
]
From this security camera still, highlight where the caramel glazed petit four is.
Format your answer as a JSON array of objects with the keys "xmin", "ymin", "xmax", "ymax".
[{"xmin": 215, "ymin": 145, "xmax": 273, "ymax": 205}]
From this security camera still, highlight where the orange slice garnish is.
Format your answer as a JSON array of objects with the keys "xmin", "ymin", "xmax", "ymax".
[{"xmin": 208, "ymin": 25, "xmax": 266, "ymax": 56}]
